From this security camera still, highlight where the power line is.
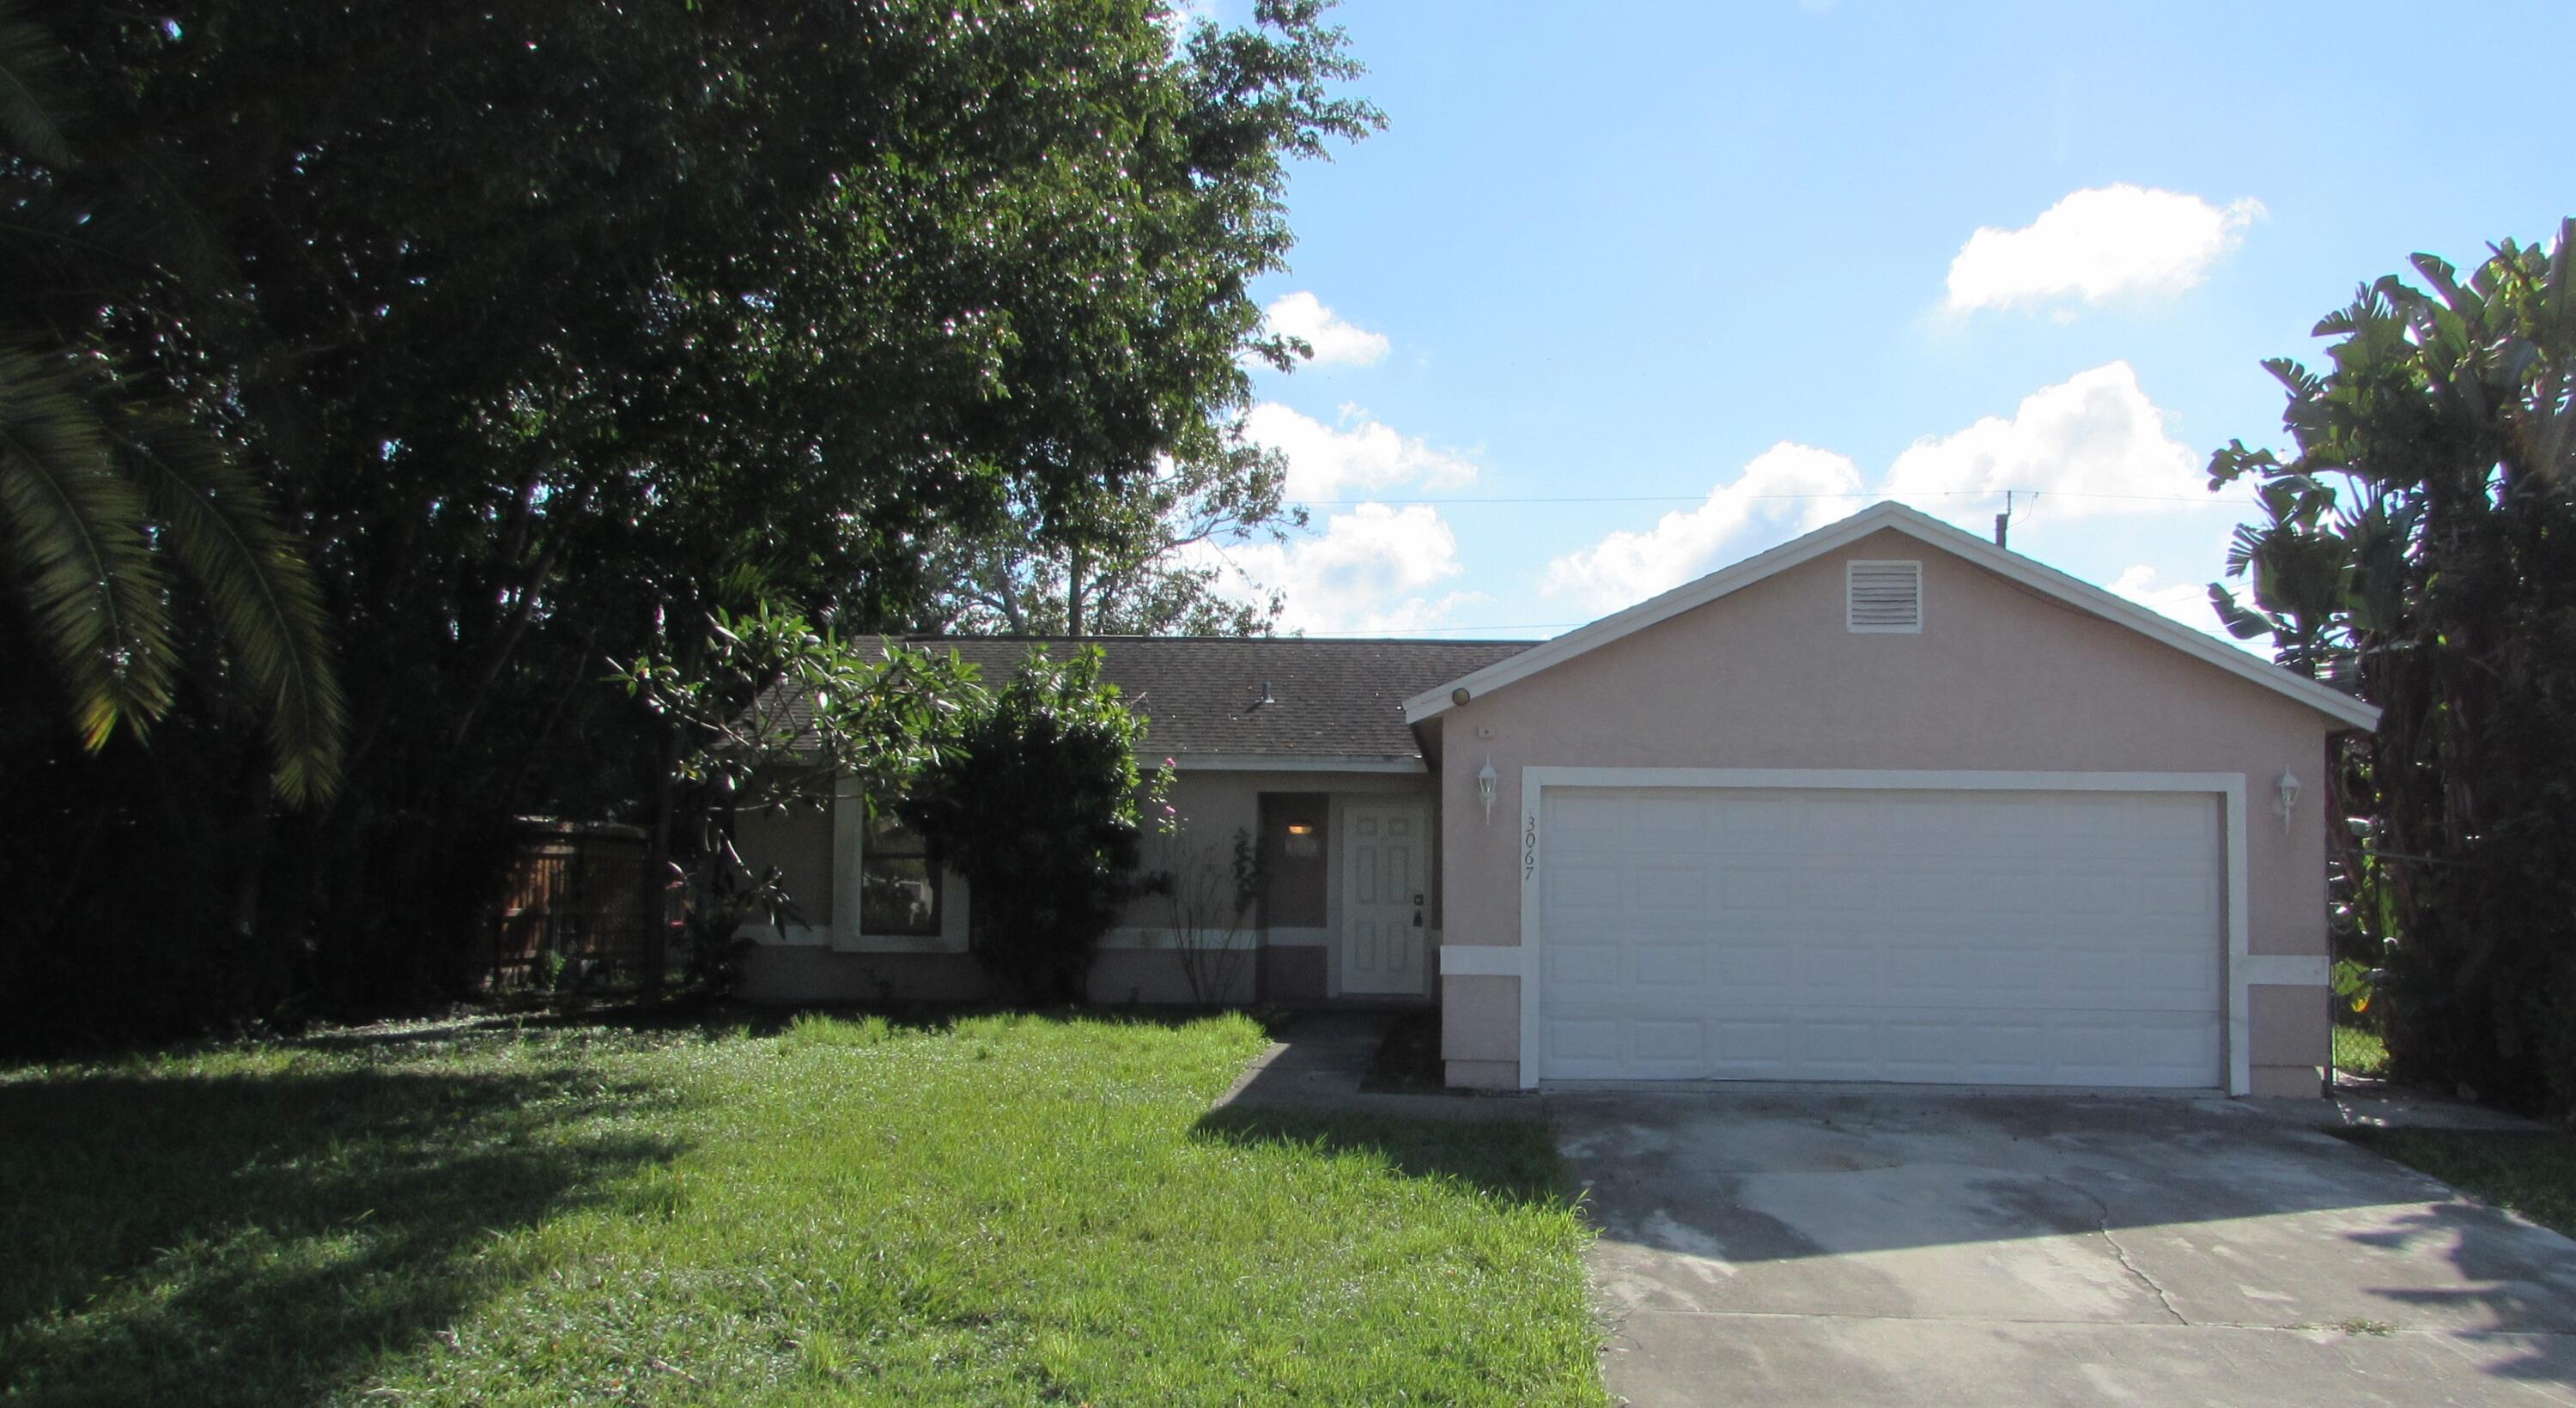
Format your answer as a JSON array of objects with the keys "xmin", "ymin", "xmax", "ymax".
[{"xmin": 1290, "ymin": 488, "xmax": 2252, "ymax": 508}]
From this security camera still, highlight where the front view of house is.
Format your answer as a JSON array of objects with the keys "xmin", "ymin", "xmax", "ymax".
[{"xmin": 736, "ymin": 501, "xmax": 2377, "ymax": 1097}]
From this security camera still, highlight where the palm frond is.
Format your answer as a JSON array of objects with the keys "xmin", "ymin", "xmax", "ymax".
[
  {"xmin": 0, "ymin": 344, "xmax": 174, "ymax": 748},
  {"xmin": 122, "ymin": 404, "xmax": 346, "ymax": 805},
  {"xmin": 0, "ymin": 0, "xmax": 72, "ymax": 168}
]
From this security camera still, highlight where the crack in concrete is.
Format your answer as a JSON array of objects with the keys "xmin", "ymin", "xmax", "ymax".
[{"xmin": 2045, "ymin": 1174, "xmax": 2188, "ymax": 1326}]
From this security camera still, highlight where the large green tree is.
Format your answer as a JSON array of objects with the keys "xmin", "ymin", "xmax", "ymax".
[
  {"xmin": 920, "ymin": 420, "xmax": 1300, "ymax": 636},
  {"xmin": 0, "ymin": 0, "xmax": 1376, "ymax": 1048},
  {"xmin": 2209, "ymin": 220, "xmax": 2576, "ymax": 1114}
]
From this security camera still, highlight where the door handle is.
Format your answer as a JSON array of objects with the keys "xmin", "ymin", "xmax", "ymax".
[{"xmin": 1413, "ymin": 910, "xmax": 1424, "ymax": 928}]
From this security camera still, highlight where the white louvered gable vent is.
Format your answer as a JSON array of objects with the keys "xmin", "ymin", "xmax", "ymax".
[{"xmin": 1847, "ymin": 560, "xmax": 1923, "ymax": 633}]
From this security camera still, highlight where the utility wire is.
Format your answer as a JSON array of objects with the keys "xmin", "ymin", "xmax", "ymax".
[{"xmin": 1291, "ymin": 488, "xmax": 2250, "ymax": 508}]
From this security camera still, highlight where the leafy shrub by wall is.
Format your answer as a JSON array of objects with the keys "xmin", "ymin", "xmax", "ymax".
[{"xmin": 902, "ymin": 649, "xmax": 1157, "ymax": 1004}]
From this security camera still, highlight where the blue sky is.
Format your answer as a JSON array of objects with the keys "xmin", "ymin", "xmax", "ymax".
[{"xmin": 1191, "ymin": 0, "xmax": 2570, "ymax": 641}]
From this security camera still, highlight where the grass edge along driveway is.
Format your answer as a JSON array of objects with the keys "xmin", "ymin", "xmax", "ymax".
[{"xmin": 0, "ymin": 1011, "xmax": 1605, "ymax": 1406}]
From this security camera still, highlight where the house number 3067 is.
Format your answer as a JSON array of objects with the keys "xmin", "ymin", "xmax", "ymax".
[{"xmin": 1522, "ymin": 814, "xmax": 1538, "ymax": 882}]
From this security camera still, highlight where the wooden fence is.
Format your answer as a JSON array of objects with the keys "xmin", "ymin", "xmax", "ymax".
[{"xmin": 487, "ymin": 819, "xmax": 663, "ymax": 990}]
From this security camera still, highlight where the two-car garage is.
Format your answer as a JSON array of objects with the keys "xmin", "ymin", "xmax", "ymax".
[
  {"xmin": 1532, "ymin": 779, "xmax": 2230, "ymax": 1089},
  {"xmin": 1418, "ymin": 503, "xmax": 2380, "ymax": 1097}
]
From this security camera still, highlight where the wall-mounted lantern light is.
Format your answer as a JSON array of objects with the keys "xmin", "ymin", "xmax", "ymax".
[
  {"xmin": 2274, "ymin": 771, "xmax": 2301, "ymax": 834},
  {"xmin": 1477, "ymin": 756, "xmax": 1498, "ymax": 825}
]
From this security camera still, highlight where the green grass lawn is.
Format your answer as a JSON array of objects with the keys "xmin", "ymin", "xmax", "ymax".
[
  {"xmin": 2338, "ymin": 1126, "xmax": 2576, "ymax": 1241},
  {"xmin": 0, "ymin": 1011, "xmax": 1603, "ymax": 1406}
]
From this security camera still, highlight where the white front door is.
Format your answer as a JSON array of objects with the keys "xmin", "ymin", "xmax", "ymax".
[{"xmin": 1340, "ymin": 803, "xmax": 1428, "ymax": 995}]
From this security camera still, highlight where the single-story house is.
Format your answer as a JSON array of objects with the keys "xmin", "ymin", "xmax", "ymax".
[{"xmin": 735, "ymin": 501, "xmax": 2377, "ymax": 1096}]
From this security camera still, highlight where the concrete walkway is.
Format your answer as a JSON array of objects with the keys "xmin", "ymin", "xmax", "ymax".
[
  {"xmin": 1556, "ymin": 1089, "xmax": 2576, "ymax": 1406},
  {"xmin": 1211, "ymin": 1010, "xmax": 1532, "ymax": 1121}
]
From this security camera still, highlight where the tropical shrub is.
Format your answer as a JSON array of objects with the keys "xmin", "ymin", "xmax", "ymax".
[
  {"xmin": 902, "ymin": 649, "xmax": 1158, "ymax": 1004},
  {"xmin": 2209, "ymin": 221, "xmax": 2576, "ymax": 1114}
]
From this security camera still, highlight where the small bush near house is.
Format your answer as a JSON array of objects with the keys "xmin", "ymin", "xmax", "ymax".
[
  {"xmin": 904, "ymin": 648, "xmax": 1162, "ymax": 1004},
  {"xmin": 2334, "ymin": 1023, "xmax": 2391, "ymax": 1078}
]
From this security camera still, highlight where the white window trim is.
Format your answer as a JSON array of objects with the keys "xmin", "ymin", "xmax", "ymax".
[
  {"xmin": 1845, "ymin": 558, "xmax": 1923, "ymax": 634},
  {"xmin": 830, "ymin": 784, "xmax": 970, "ymax": 954},
  {"xmin": 1510, "ymin": 767, "xmax": 2255, "ymax": 1095}
]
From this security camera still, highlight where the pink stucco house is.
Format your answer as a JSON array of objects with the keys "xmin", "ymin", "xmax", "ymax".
[{"xmin": 733, "ymin": 501, "xmax": 2377, "ymax": 1096}]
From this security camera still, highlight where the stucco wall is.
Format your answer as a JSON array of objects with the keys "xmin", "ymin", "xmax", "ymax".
[
  {"xmin": 1437, "ymin": 529, "xmax": 2346, "ymax": 1092},
  {"xmin": 733, "ymin": 803, "xmax": 835, "ymax": 926},
  {"xmin": 732, "ymin": 764, "xmax": 1435, "ymax": 1004}
]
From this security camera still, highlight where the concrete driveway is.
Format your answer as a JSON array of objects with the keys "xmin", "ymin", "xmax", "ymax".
[{"xmin": 1554, "ymin": 1090, "xmax": 2576, "ymax": 1406}]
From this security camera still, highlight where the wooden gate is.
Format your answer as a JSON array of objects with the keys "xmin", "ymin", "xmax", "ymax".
[{"xmin": 488, "ymin": 820, "xmax": 659, "ymax": 989}]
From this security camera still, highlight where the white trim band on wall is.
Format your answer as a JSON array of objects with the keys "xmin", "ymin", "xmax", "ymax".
[
  {"xmin": 2238, "ymin": 954, "xmax": 2330, "ymax": 986},
  {"xmin": 1438, "ymin": 944, "xmax": 1527, "ymax": 978},
  {"xmin": 1514, "ymin": 767, "xmax": 2255, "ymax": 1096}
]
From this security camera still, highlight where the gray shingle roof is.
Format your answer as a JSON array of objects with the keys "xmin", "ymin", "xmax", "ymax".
[{"xmin": 910, "ymin": 635, "xmax": 1535, "ymax": 762}]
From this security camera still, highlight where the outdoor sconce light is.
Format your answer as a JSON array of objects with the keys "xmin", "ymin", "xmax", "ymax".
[
  {"xmin": 2275, "ymin": 771, "xmax": 2302, "ymax": 834},
  {"xmin": 1477, "ymin": 756, "xmax": 1498, "ymax": 824}
]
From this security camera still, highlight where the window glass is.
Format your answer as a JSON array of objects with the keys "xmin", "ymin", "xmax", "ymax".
[{"xmin": 860, "ymin": 814, "xmax": 941, "ymax": 937}]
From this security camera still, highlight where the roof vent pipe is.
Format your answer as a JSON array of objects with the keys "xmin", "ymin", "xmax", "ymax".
[{"xmin": 1251, "ymin": 679, "xmax": 1276, "ymax": 709}]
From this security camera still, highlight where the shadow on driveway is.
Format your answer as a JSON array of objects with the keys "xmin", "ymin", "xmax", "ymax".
[{"xmin": 1554, "ymin": 1089, "xmax": 2576, "ymax": 1405}]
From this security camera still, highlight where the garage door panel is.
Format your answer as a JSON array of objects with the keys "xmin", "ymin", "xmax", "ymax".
[
  {"xmin": 1544, "ymin": 941, "xmax": 1624, "ymax": 990},
  {"xmin": 1537, "ymin": 786, "xmax": 2225, "ymax": 1089},
  {"xmin": 1628, "ymin": 798, "xmax": 1706, "ymax": 849},
  {"xmin": 1634, "ymin": 865, "xmax": 1707, "ymax": 912},
  {"xmin": 1722, "ymin": 871, "xmax": 1792, "ymax": 910},
  {"xmin": 2140, "ymin": 871, "xmax": 2218, "ymax": 917},
  {"xmin": 1547, "ymin": 1018, "xmax": 1622, "ymax": 1063},
  {"xmin": 1632, "ymin": 944, "xmax": 1707, "ymax": 989},
  {"xmin": 1547, "ymin": 794, "xmax": 1625, "ymax": 849},
  {"xmin": 1545, "ymin": 858, "xmax": 1624, "ymax": 912}
]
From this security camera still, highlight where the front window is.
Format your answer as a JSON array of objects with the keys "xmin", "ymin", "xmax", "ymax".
[{"xmin": 860, "ymin": 813, "xmax": 942, "ymax": 937}]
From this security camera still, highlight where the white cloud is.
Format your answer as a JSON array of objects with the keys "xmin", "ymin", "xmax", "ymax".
[
  {"xmin": 1543, "ymin": 442, "xmax": 1864, "ymax": 614},
  {"xmin": 1879, "ymin": 361, "xmax": 2200, "ymax": 529},
  {"xmin": 1157, "ymin": 0, "xmax": 1222, "ymax": 45},
  {"xmin": 1261, "ymin": 291, "xmax": 1390, "ymax": 367},
  {"xmin": 1944, "ymin": 185, "xmax": 2262, "ymax": 313},
  {"xmin": 1547, "ymin": 363, "xmax": 2223, "ymax": 616},
  {"xmin": 2107, "ymin": 564, "xmax": 2217, "ymax": 632},
  {"xmin": 1210, "ymin": 401, "xmax": 1484, "ymax": 632},
  {"xmin": 1197, "ymin": 504, "xmax": 1474, "ymax": 634},
  {"xmin": 1242, "ymin": 401, "xmax": 1476, "ymax": 502}
]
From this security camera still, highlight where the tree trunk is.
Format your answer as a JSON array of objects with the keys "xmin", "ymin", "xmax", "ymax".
[
  {"xmin": 641, "ymin": 719, "xmax": 681, "ymax": 1004},
  {"xmin": 1066, "ymin": 544, "xmax": 1089, "ymax": 638}
]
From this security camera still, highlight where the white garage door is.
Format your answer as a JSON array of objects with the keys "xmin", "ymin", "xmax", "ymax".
[{"xmin": 1537, "ymin": 786, "xmax": 2224, "ymax": 1087}]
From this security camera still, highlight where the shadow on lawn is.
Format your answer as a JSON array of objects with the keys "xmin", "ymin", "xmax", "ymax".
[
  {"xmin": 1192, "ymin": 1102, "xmax": 1577, "ymax": 1209},
  {"xmin": 0, "ymin": 1063, "xmax": 684, "ymax": 1407}
]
